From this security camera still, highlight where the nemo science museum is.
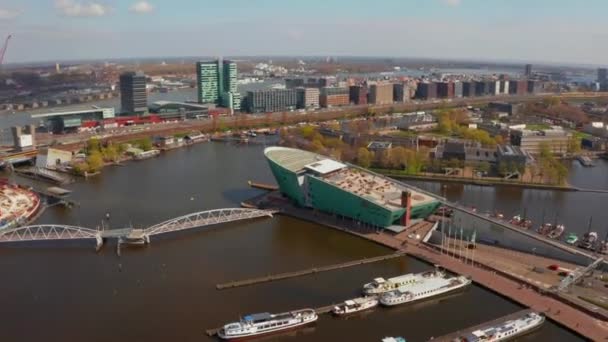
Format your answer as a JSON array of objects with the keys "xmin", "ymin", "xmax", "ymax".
[{"xmin": 264, "ymin": 147, "xmax": 440, "ymax": 231}]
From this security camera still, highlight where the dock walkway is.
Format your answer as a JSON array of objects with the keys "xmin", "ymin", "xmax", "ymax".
[{"xmin": 216, "ymin": 252, "xmax": 405, "ymax": 290}]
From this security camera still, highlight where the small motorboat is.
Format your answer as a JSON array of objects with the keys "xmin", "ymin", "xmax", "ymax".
[{"xmin": 332, "ymin": 297, "xmax": 378, "ymax": 316}]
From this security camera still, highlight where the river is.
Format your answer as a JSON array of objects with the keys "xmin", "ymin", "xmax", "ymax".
[{"xmin": 0, "ymin": 142, "xmax": 585, "ymax": 341}]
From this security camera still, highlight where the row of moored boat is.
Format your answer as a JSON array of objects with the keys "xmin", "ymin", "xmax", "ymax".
[{"xmin": 217, "ymin": 268, "xmax": 471, "ymax": 340}]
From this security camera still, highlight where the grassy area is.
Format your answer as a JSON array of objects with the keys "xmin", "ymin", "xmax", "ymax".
[
  {"xmin": 387, "ymin": 130, "xmax": 419, "ymax": 138},
  {"xmin": 525, "ymin": 123, "xmax": 552, "ymax": 131},
  {"xmin": 572, "ymin": 131, "xmax": 592, "ymax": 139}
]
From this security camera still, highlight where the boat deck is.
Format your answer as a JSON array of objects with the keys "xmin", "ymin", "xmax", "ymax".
[{"xmin": 430, "ymin": 309, "xmax": 535, "ymax": 341}]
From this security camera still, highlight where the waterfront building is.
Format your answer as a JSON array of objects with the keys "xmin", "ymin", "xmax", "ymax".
[
  {"xmin": 119, "ymin": 71, "xmax": 147, "ymax": 114},
  {"xmin": 320, "ymin": 87, "xmax": 349, "ymax": 108},
  {"xmin": 474, "ymin": 81, "xmax": 488, "ymax": 96},
  {"xmin": 496, "ymin": 145, "xmax": 530, "ymax": 171},
  {"xmin": 31, "ymin": 107, "xmax": 115, "ymax": 134},
  {"xmin": 350, "ymin": 85, "xmax": 368, "ymax": 105},
  {"xmin": 245, "ymin": 89, "xmax": 297, "ymax": 113},
  {"xmin": 368, "ymin": 82, "xmax": 394, "ymax": 105},
  {"xmin": 196, "ymin": 60, "xmax": 240, "ymax": 110},
  {"xmin": 264, "ymin": 146, "xmax": 440, "ymax": 228},
  {"xmin": 296, "ymin": 87, "xmax": 320, "ymax": 109},
  {"xmin": 510, "ymin": 127, "xmax": 571, "ymax": 155}
]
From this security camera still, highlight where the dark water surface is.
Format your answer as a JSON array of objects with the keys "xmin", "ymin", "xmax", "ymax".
[{"xmin": 0, "ymin": 143, "xmax": 585, "ymax": 341}]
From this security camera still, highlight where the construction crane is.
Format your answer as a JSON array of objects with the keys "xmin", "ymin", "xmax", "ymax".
[{"xmin": 0, "ymin": 34, "xmax": 12, "ymax": 66}]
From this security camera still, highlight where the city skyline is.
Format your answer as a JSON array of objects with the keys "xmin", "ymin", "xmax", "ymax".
[{"xmin": 1, "ymin": 0, "xmax": 608, "ymax": 66}]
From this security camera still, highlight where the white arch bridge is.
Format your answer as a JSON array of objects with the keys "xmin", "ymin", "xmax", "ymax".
[{"xmin": 0, "ymin": 208, "xmax": 276, "ymax": 250}]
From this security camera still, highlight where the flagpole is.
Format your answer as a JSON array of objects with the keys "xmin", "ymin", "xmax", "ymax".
[
  {"xmin": 460, "ymin": 227, "xmax": 464, "ymax": 262},
  {"xmin": 448, "ymin": 219, "xmax": 453, "ymax": 258}
]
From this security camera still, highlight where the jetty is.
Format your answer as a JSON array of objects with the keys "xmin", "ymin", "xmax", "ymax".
[{"xmin": 216, "ymin": 252, "xmax": 405, "ymax": 290}]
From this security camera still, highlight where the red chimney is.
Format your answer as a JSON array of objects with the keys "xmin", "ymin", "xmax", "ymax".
[{"xmin": 401, "ymin": 191, "xmax": 412, "ymax": 227}]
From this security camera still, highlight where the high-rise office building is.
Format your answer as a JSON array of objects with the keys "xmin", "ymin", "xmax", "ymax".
[
  {"xmin": 598, "ymin": 68, "xmax": 608, "ymax": 91},
  {"xmin": 196, "ymin": 61, "xmax": 220, "ymax": 105},
  {"xmin": 196, "ymin": 59, "xmax": 240, "ymax": 110},
  {"xmin": 119, "ymin": 71, "xmax": 147, "ymax": 114},
  {"xmin": 525, "ymin": 64, "xmax": 533, "ymax": 77},
  {"xmin": 222, "ymin": 60, "xmax": 240, "ymax": 110}
]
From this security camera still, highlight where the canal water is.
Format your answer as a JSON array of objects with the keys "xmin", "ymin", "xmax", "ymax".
[
  {"xmin": 408, "ymin": 159, "xmax": 608, "ymax": 240},
  {"xmin": 0, "ymin": 142, "xmax": 585, "ymax": 341}
]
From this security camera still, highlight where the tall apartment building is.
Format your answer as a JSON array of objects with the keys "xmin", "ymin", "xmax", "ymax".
[
  {"xmin": 221, "ymin": 60, "xmax": 241, "ymax": 110},
  {"xmin": 500, "ymin": 80, "xmax": 510, "ymax": 95},
  {"xmin": 320, "ymin": 87, "xmax": 349, "ymax": 108},
  {"xmin": 454, "ymin": 81, "xmax": 463, "ymax": 98},
  {"xmin": 416, "ymin": 82, "xmax": 437, "ymax": 100},
  {"xmin": 368, "ymin": 83, "xmax": 393, "ymax": 105},
  {"xmin": 508, "ymin": 80, "xmax": 528, "ymax": 95},
  {"xmin": 245, "ymin": 89, "xmax": 297, "ymax": 113},
  {"xmin": 488, "ymin": 80, "xmax": 501, "ymax": 95},
  {"xmin": 296, "ymin": 87, "xmax": 320, "ymax": 109},
  {"xmin": 436, "ymin": 82, "xmax": 455, "ymax": 98},
  {"xmin": 349, "ymin": 85, "xmax": 368, "ymax": 105},
  {"xmin": 196, "ymin": 60, "xmax": 240, "ymax": 110},
  {"xmin": 474, "ymin": 81, "xmax": 488, "ymax": 96},
  {"xmin": 119, "ymin": 71, "xmax": 147, "ymax": 114},
  {"xmin": 462, "ymin": 81, "xmax": 474, "ymax": 97}
]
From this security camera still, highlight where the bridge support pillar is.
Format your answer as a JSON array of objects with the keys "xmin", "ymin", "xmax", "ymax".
[
  {"xmin": 95, "ymin": 235, "xmax": 103, "ymax": 252},
  {"xmin": 145, "ymin": 234, "xmax": 150, "ymax": 244}
]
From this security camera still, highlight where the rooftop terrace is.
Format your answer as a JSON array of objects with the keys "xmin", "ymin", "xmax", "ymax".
[{"xmin": 323, "ymin": 167, "xmax": 436, "ymax": 210}]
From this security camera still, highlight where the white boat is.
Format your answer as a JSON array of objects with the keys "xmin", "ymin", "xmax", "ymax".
[
  {"xmin": 332, "ymin": 297, "xmax": 378, "ymax": 316},
  {"xmin": 363, "ymin": 269, "xmax": 443, "ymax": 295},
  {"xmin": 217, "ymin": 309, "xmax": 317, "ymax": 340},
  {"xmin": 382, "ymin": 337, "xmax": 407, "ymax": 342},
  {"xmin": 379, "ymin": 274, "xmax": 471, "ymax": 306},
  {"xmin": 450, "ymin": 311, "xmax": 545, "ymax": 341}
]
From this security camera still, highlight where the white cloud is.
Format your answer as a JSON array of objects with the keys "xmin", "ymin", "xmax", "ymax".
[
  {"xmin": 443, "ymin": 0, "xmax": 462, "ymax": 7},
  {"xmin": 0, "ymin": 8, "xmax": 20, "ymax": 20},
  {"xmin": 55, "ymin": 0, "xmax": 109, "ymax": 17},
  {"xmin": 130, "ymin": 1, "xmax": 155, "ymax": 14}
]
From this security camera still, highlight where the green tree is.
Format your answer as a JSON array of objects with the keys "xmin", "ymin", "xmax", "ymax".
[
  {"xmin": 138, "ymin": 137, "xmax": 153, "ymax": 151},
  {"xmin": 86, "ymin": 138, "xmax": 101, "ymax": 154},
  {"xmin": 389, "ymin": 146, "xmax": 408, "ymax": 169},
  {"xmin": 567, "ymin": 136, "xmax": 582, "ymax": 154},
  {"xmin": 477, "ymin": 161, "xmax": 491, "ymax": 175},
  {"xmin": 300, "ymin": 126, "xmax": 316, "ymax": 140},
  {"xmin": 86, "ymin": 151, "xmax": 104, "ymax": 172},
  {"xmin": 357, "ymin": 147, "xmax": 372, "ymax": 168}
]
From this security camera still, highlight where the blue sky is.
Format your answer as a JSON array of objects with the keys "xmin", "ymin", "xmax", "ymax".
[{"xmin": 0, "ymin": 0, "xmax": 607, "ymax": 65}]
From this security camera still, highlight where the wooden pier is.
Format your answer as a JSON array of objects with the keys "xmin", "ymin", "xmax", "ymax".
[
  {"xmin": 216, "ymin": 252, "xmax": 405, "ymax": 290},
  {"xmin": 247, "ymin": 180, "xmax": 279, "ymax": 191},
  {"xmin": 430, "ymin": 309, "xmax": 535, "ymax": 341},
  {"xmin": 205, "ymin": 304, "xmax": 339, "ymax": 337}
]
